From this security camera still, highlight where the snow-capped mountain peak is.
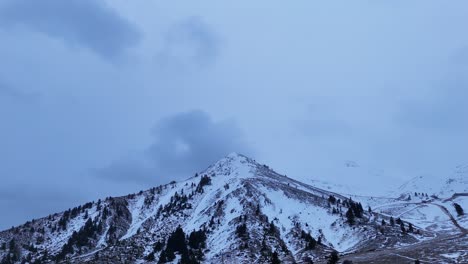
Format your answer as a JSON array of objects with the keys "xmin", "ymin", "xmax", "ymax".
[{"xmin": 1, "ymin": 154, "xmax": 467, "ymax": 264}]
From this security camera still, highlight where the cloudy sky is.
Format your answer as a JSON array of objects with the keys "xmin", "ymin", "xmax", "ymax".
[{"xmin": 1, "ymin": 0, "xmax": 468, "ymax": 229}]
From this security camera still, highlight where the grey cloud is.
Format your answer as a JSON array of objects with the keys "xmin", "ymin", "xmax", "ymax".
[
  {"xmin": 298, "ymin": 119, "xmax": 352, "ymax": 138},
  {"xmin": 3, "ymin": 0, "xmax": 468, "ymax": 230},
  {"xmin": 452, "ymin": 46, "xmax": 468, "ymax": 66},
  {"xmin": 397, "ymin": 80, "xmax": 468, "ymax": 133},
  {"xmin": 294, "ymin": 79, "xmax": 468, "ymax": 177},
  {"xmin": 97, "ymin": 110, "xmax": 252, "ymax": 184},
  {"xmin": 297, "ymin": 102, "xmax": 354, "ymax": 138},
  {"xmin": 370, "ymin": 76, "xmax": 468, "ymax": 174},
  {"xmin": 156, "ymin": 17, "xmax": 220, "ymax": 68},
  {"xmin": 0, "ymin": 80, "xmax": 40, "ymax": 103},
  {"xmin": 0, "ymin": 0, "xmax": 141, "ymax": 59},
  {"xmin": 0, "ymin": 185, "xmax": 82, "ymax": 228},
  {"xmin": 94, "ymin": 157, "xmax": 154, "ymax": 184},
  {"xmin": 0, "ymin": 185, "xmax": 77, "ymax": 202}
]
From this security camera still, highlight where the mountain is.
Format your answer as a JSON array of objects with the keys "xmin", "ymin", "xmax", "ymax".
[
  {"xmin": 398, "ymin": 164, "xmax": 468, "ymax": 197},
  {"xmin": 0, "ymin": 153, "xmax": 467, "ymax": 263},
  {"xmin": 377, "ymin": 165, "xmax": 468, "ymax": 237},
  {"xmin": 307, "ymin": 160, "xmax": 395, "ymax": 197}
]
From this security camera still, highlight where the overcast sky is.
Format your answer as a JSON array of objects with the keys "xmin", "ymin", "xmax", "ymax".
[{"xmin": 1, "ymin": 0, "xmax": 468, "ymax": 229}]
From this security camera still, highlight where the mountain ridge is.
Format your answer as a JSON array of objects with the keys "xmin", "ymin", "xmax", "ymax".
[{"xmin": 1, "ymin": 153, "xmax": 467, "ymax": 263}]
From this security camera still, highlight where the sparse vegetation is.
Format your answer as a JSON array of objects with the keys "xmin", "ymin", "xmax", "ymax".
[
  {"xmin": 327, "ymin": 250, "xmax": 339, "ymax": 264},
  {"xmin": 454, "ymin": 203, "xmax": 464, "ymax": 216}
]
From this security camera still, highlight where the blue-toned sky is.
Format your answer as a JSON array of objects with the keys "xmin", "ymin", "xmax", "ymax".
[{"xmin": 1, "ymin": 0, "xmax": 468, "ymax": 229}]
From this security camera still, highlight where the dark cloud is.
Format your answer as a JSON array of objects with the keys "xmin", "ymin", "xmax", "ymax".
[
  {"xmin": 156, "ymin": 17, "xmax": 220, "ymax": 68},
  {"xmin": 97, "ymin": 110, "xmax": 252, "ymax": 184},
  {"xmin": 0, "ymin": 0, "xmax": 141, "ymax": 59}
]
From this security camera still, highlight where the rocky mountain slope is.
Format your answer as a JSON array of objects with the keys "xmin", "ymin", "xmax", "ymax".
[{"xmin": 0, "ymin": 153, "xmax": 466, "ymax": 263}]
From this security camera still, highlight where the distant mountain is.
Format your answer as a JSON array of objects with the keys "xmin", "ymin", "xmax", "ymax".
[
  {"xmin": 307, "ymin": 160, "xmax": 393, "ymax": 197},
  {"xmin": 0, "ymin": 153, "xmax": 467, "ymax": 263},
  {"xmin": 398, "ymin": 164, "xmax": 468, "ymax": 197}
]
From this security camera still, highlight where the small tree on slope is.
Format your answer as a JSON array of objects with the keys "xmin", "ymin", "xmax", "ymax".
[
  {"xmin": 327, "ymin": 251, "xmax": 339, "ymax": 264},
  {"xmin": 454, "ymin": 203, "xmax": 464, "ymax": 216},
  {"xmin": 346, "ymin": 208, "xmax": 355, "ymax": 225}
]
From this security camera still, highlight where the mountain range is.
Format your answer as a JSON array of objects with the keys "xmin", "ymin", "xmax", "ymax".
[{"xmin": 0, "ymin": 153, "xmax": 467, "ymax": 263}]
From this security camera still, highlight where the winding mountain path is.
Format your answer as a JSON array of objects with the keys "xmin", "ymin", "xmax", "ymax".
[
  {"xmin": 372, "ymin": 199, "xmax": 467, "ymax": 234},
  {"xmin": 429, "ymin": 203, "xmax": 467, "ymax": 234},
  {"xmin": 443, "ymin": 192, "xmax": 468, "ymax": 202},
  {"xmin": 331, "ymin": 232, "xmax": 468, "ymax": 264}
]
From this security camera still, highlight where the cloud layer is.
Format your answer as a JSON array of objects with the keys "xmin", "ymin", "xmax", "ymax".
[
  {"xmin": 1, "ymin": 0, "xmax": 468, "ymax": 230},
  {"xmin": 0, "ymin": 0, "xmax": 140, "ymax": 59},
  {"xmin": 97, "ymin": 110, "xmax": 252, "ymax": 183},
  {"xmin": 0, "ymin": 80, "xmax": 40, "ymax": 103},
  {"xmin": 156, "ymin": 17, "xmax": 220, "ymax": 69}
]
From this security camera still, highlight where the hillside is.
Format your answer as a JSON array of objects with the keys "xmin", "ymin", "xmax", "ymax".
[{"xmin": 0, "ymin": 153, "xmax": 467, "ymax": 263}]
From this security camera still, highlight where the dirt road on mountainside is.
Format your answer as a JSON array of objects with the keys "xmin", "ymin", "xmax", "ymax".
[{"xmin": 315, "ymin": 232, "xmax": 468, "ymax": 264}]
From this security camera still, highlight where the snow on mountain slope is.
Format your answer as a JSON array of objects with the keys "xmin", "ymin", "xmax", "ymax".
[
  {"xmin": 0, "ymin": 153, "xmax": 464, "ymax": 264},
  {"xmin": 372, "ymin": 164, "xmax": 468, "ymax": 236},
  {"xmin": 398, "ymin": 164, "xmax": 468, "ymax": 198},
  {"xmin": 397, "ymin": 175, "xmax": 440, "ymax": 196},
  {"xmin": 305, "ymin": 161, "xmax": 400, "ymax": 198},
  {"xmin": 448, "ymin": 196, "xmax": 468, "ymax": 229}
]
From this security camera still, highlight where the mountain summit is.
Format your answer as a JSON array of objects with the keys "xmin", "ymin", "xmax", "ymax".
[{"xmin": 1, "ymin": 154, "xmax": 467, "ymax": 263}]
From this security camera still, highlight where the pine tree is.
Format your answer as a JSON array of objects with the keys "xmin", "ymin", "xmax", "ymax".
[
  {"xmin": 166, "ymin": 226, "xmax": 187, "ymax": 254},
  {"xmin": 153, "ymin": 240, "xmax": 165, "ymax": 252},
  {"xmin": 180, "ymin": 250, "xmax": 199, "ymax": 264},
  {"xmin": 7, "ymin": 239, "xmax": 20, "ymax": 262},
  {"xmin": 196, "ymin": 175, "xmax": 211, "ymax": 193},
  {"xmin": 400, "ymin": 222, "xmax": 406, "ymax": 233},
  {"xmin": 390, "ymin": 217, "xmax": 395, "ymax": 226},
  {"xmin": 346, "ymin": 208, "xmax": 355, "ymax": 225},
  {"xmin": 236, "ymin": 224, "xmax": 248, "ymax": 238},
  {"xmin": 271, "ymin": 251, "xmax": 281, "ymax": 264},
  {"xmin": 157, "ymin": 226, "xmax": 189, "ymax": 263},
  {"xmin": 8, "ymin": 239, "xmax": 15, "ymax": 251},
  {"xmin": 327, "ymin": 251, "xmax": 339, "ymax": 264},
  {"xmin": 145, "ymin": 252, "xmax": 155, "ymax": 261},
  {"xmin": 268, "ymin": 221, "xmax": 278, "ymax": 235},
  {"xmin": 188, "ymin": 229, "xmax": 207, "ymax": 250},
  {"xmin": 158, "ymin": 250, "xmax": 169, "ymax": 264},
  {"xmin": 454, "ymin": 203, "xmax": 464, "ymax": 216},
  {"xmin": 301, "ymin": 231, "xmax": 317, "ymax": 250}
]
